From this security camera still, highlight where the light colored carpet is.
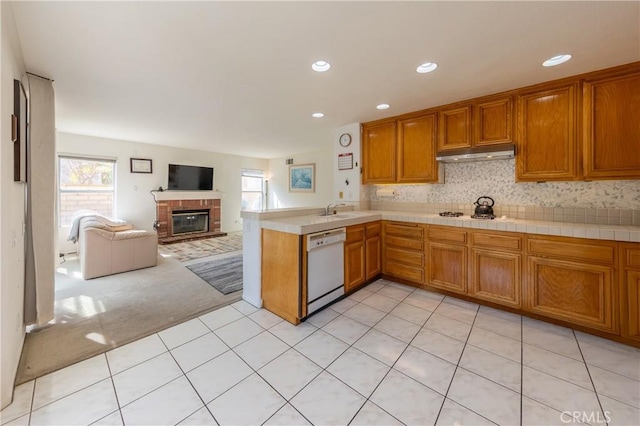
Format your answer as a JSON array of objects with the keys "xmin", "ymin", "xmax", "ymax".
[
  {"xmin": 186, "ymin": 254, "xmax": 243, "ymax": 294},
  {"xmin": 158, "ymin": 233, "xmax": 243, "ymax": 262},
  {"xmin": 15, "ymin": 250, "xmax": 243, "ymax": 385}
]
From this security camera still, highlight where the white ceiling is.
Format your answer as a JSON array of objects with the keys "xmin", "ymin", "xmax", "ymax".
[{"xmin": 10, "ymin": 1, "xmax": 640, "ymax": 159}]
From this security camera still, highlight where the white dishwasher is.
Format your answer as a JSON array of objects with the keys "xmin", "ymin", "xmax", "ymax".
[{"xmin": 306, "ymin": 227, "xmax": 346, "ymax": 315}]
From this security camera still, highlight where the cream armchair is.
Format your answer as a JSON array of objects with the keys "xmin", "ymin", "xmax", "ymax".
[{"xmin": 78, "ymin": 217, "xmax": 158, "ymax": 279}]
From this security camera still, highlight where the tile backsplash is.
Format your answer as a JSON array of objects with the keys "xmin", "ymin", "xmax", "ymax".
[{"xmin": 364, "ymin": 159, "xmax": 640, "ymax": 226}]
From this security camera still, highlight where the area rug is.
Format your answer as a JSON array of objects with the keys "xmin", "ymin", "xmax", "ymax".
[
  {"xmin": 15, "ymin": 253, "xmax": 241, "ymax": 385},
  {"xmin": 186, "ymin": 254, "xmax": 243, "ymax": 294},
  {"xmin": 158, "ymin": 233, "xmax": 243, "ymax": 262}
]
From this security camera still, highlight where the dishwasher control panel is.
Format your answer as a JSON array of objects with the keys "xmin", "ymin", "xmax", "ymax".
[{"xmin": 306, "ymin": 228, "xmax": 346, "ymax": 250}]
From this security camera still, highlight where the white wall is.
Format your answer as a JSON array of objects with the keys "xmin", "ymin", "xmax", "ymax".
[
  {"xmin": 266, "ymin": 149, "xmax": 333, "ymax": 209},
  {"xmin": 57, "ymin": 132, "xmax": 268, "ymax": 253},
  {"xmin": 333, "ymin": 123, "xmax": 361, "ymax": 205},
  {"xmin": 1, "ymin": 1, "xmax": 27, "ymax": 409}
]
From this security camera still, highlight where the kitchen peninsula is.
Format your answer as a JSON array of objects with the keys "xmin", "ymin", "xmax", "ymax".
[{"xmin": 242, "ymin": 207, "xmax": 640, "ymax": 348}]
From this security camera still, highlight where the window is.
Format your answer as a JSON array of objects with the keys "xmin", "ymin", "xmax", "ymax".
[
  {"xmin": 58, "ymin": 156, "xmax": 116, "ymax": 226},
  {"xmin": 241, "ymin": 169, "xmax": 264, "ymax": 211}
]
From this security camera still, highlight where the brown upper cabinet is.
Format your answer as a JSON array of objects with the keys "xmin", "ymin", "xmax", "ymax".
[
  {"xmin": 397, "ymin": 114, "xmax": 439, "ymax": 183},
  {"xmin": 362, "ymin": 121, "xmax": 396, "ymax": 183},
  {"xmin": 583, "ymin": 69, "xmax": 640, "ymax": 180},
  {"xmin": 438, "ymin": 96, "xmax": 514, "ymax": 152},
  {"xmin": 516, "ymin": 83, "xmax": 579, "ymax": 182},
  {"xmin": 362, "ymin": 114, "xmax": 439, "ymax": 184},
  {"xmin": 475, "ymin": 96, "xmax": 513, "ymax": 146},
  {"xmin": 438, "ymin": 106, "xmax": 472, "ymax": 150},
  {"xmin": 361, "ymin": 62, "xmax": 640, "ymax": 184}
]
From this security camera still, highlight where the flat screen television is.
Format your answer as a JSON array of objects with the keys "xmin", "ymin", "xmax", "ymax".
[{"xmin": 168, "ymin": 164, "xmax": 213, "ymax": 190}]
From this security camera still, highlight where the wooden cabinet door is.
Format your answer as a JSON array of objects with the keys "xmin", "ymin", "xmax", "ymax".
[
  {"xmin": 344, "ymin": 240, "xmax": 365, "ymax": 292},
  {"xmin": 470, "ymin": 248, "xmax": 521, "ymax": 308},
  {"xmin": 475, "ymin": 97, "xmax": 513, "ymax": 146},
  {"xmin": 365, "ymin": 235, "xmax": 381, "ymax": 280},
  {"xmin": 516, "ymin": 84, "xmax": 578, "ymax": 181},
  {"xmin": 262, "ymin": 229, "xmax": 303, "ymax": 324},
  {"xmin": 438, "ymin": 106, "xmax": 472, "ymax": 151},
  {"xmin": 362, "ymin": 121, "xmax": 396, "ymax": 183},
  {"xmin": 397, "ymin": 114, "xmax": 439, "ymax": 183},
  {"xmin": 622, "ymin": 270, "xmax": 640, "ymax": 342},
  {"xmin": 525, "ymin": 256, "xmax": 617, "ymax": 333},
  {"xmin": 427, "ymin": 242, "xmax": 467, "ymax": 294},
  {"xmin": 583, "ymin": 71, "xmax": 640, "ymax": 179}
]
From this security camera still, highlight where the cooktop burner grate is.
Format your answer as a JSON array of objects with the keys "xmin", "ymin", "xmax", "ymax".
[
  {"xmin": 471, "ymin": 214, "xmax": 496, "ymax": 220},
  {"xmin": 439, "ymin": 211, "xmax": 463, "ymax": 217}
]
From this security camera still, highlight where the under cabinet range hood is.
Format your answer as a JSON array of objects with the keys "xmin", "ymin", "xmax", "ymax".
[{"xmin": 436, "ymin": 143, "xmax": 515, "ymax": 163}]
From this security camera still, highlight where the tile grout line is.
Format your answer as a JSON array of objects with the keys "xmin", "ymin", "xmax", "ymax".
[
  {"xmin": 520, "ymin": 314, "xmax": 524, "ymax": 426},
  {"xmin": 102, "ymin": 352, "xmax": 125, "ymax": 426},
  {"xmin": 254, "ymin": 280, "xmax": 415, "ymax": 425},
  {"xmin": 27, "ymin": 375, "xmax": 36, "ymax": 426},
  {"xmin": 164, "ymin": 337, "xmax": 228, "ymax": 426},
  {"xmin": 573, "ymin": 330, "xmax": 610, "ymax": 426},
  {"xmin": 432, "ymin": 302, "xmax": 483, "ymax": 425},
  {"xmin": 342, "ymin": 283, "xmax": 433, "ymax": 425}
]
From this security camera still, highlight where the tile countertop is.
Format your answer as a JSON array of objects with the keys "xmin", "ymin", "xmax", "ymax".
[{"xmin": 254, "ymin": 209, "xmax": 640, "ymax": 242}]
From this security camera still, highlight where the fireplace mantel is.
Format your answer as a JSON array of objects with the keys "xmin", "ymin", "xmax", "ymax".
[{"xmin": 154, "ymin": 191, "xmax": 224, "ymax": 201}]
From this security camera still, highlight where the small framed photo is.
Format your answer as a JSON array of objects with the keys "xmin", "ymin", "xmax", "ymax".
[
  {"xmin": 130, "ymin": 158, "xmax": 153, "ymax": 173},
  {"xmin": 289, "ymin": 163, "xmax": 315, "ymax": 193}
]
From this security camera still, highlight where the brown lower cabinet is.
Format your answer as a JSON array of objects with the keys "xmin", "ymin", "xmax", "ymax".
[
  {"xmin": 344, "ymin": 222, "xmax": 381, "ymax": 293},
  {"xmin": 382, "ymin": 221, "xmax": 425, "ymax": 284},
  {"xmin": 468, "ymin": 230, "xmax": 523, "ymax": 309},
  {"xmin": 620, "ymin": 243, "xmax": 640, "ymax": 342},
  {"xmin": 261, "ymin": 229, "xmax": 305, "ymax": 325},
  {"xmin": 379, "ymin": 221, "xmax": 638, "ymax": 346},
  {"xmin": 427, "ymin": 242, "xmax": 467, "ymax": 293},
  {"xmin": 525, "ymin": 235, "xmax": 618, "ymax": 333}
]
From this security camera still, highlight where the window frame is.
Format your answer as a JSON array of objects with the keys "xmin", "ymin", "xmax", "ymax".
[
  {"xmin": 58, "ymin": 155, "xmax": 117, "ymax": 227},
  {"xmin": 241, "ymin": 169, "xmax": 264, "ymax": 211}
]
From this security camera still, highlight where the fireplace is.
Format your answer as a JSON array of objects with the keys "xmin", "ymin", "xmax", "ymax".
[
  {"xmin": 172, "ymin": 209, "xmax": 209, "ymax": 236},
  {"xmin": 155, "ymin": 198, "xmax": 226, "ymax": 244}
]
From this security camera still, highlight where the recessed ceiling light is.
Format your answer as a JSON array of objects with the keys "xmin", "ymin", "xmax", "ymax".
[
  {"xmin": 542, "ymin": 54, "xmax": 572, "ymax": 67},
  {"xmin": 416, "ymin": 62, "xmax": 438, "ymax": 73},
  {"xmin": 376, "ymin": 104, "xmax": 390, "ymax": 110},
  {"xmin": 312, "ymin": 112, "xmax": 324, "ymax": 118},
  {"xmin": 311, "ymin": 60, "xmax": 331, "ymax": 72}
]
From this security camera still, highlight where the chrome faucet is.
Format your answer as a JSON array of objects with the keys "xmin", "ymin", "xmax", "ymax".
[{"xmin": 325, "ymin": 203, "xmax": 345, "ymax": 216}]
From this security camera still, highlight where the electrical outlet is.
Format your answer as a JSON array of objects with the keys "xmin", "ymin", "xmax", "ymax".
[{"xmin": 339, "ymin": 191, "xmax": 343, "ymax": 199}]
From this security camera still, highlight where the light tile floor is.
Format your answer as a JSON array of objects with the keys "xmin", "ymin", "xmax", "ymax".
[{"xmin": 2, "ymin": 279, "xmax": 639, "ymax": 426}]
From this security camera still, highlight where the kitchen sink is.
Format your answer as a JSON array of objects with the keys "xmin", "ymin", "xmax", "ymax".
[{"xmin": 318, "ymin": 213, "xmax": 356, "ymax": 219}]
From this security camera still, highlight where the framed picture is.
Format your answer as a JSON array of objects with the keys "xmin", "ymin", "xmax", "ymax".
[
  {"xmin": 13, "ymin": 79, "xmax": 27, "ymax": 183},
  {"xmin": 130, "ymin": 158, "xmax": 153, "ymax": 173},
  {"xmin": 289, "ymin": 163, "xmax": 315, "ymax": 193}
]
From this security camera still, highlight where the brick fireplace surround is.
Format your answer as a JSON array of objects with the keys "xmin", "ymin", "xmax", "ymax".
[{"xmin": 155, "ymin": 198, "xmax": 227, "ymax": 244}]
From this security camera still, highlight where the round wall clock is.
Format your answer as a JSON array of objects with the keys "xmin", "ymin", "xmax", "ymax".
[{"xmin": 339, "ymin": 133, "xmax": 352, "ymax": 147}]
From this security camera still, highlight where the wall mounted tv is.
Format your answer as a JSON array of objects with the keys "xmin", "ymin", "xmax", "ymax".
[{"xmin": 168, "ymin": 164, "xmax": 214, "ymax": 190}]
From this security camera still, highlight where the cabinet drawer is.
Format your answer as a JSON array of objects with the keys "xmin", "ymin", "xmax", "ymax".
[
  {"xmin": 472, "ymin": 231, "xmax": 522, "ymax": 251},
  {"xmin": 385, "ymin": 247, "xmax": 424, "ymax": 267},
  {"xmin": 385, "ymin": 222, "xmax": 424, "ymax": 239},
  {"xmin": 385, "ymin": 235, "xmax": 424, "ymax": 251},
  {"xmin": 428, "ymin": 226, "xmax": 467, "ymax": 244},
  {"xmin": 366, "ymin": 222, "xmax": 381, "ymax": 238},
  {"xmin": 527, "ymin": 236, "xmax": 616, "ymax": 264},
  {"xmin": 346, "ymin": 226, "xmax": 365, "ymax": 243},
  {"xmin": 384, "ymin": 260, "xmax": 424, "ymax": 284}
]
